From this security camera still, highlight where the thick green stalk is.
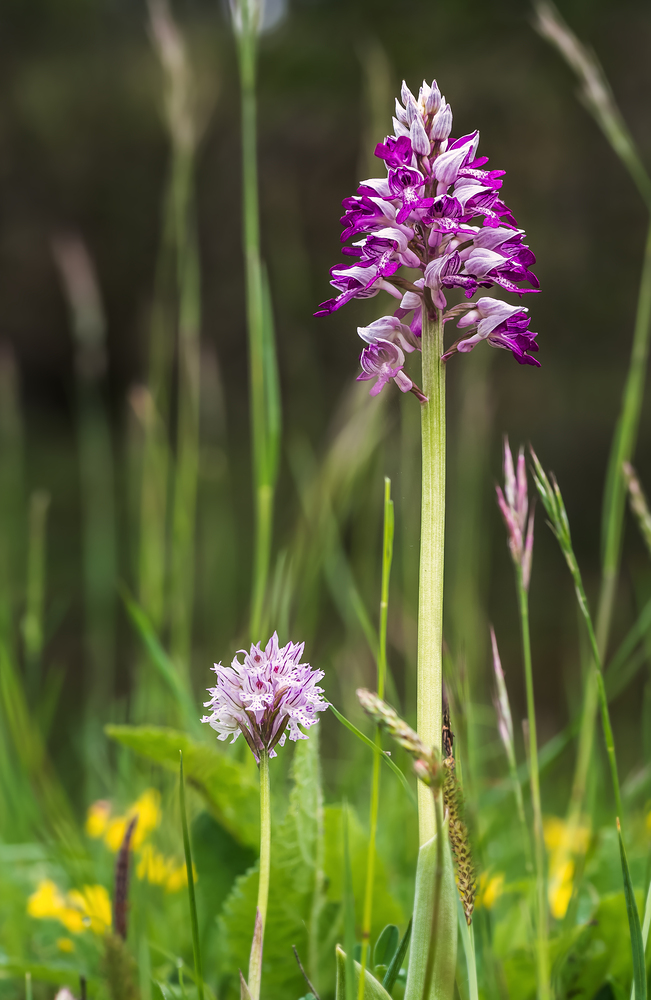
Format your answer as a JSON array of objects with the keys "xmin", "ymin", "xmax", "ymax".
[
  {"xmin": 249, "ymin": 749, "xmax": 270, "ymax": 1000},
  {"xmin": 358, "ymin": 480, "xmax": 394, "ymax": 996},
  {"xmin": 417, "ymin": 303, "xmax": 446, "ymax": 844},
  {"xmin": 237, "ymin": 16, "xmax": 275, "ymax": 641},
  {"xmin": 516, "ymin": 570, "xmax": 550, "ymax": 1000}
]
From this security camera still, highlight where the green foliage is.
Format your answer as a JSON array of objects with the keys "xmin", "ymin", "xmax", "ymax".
[
  {"xmin": 216, "ymin": 737, "xmax": 323, "ymax": 1000},
  {"xmin": 335, "ymin": 947, "xmax": 392, "ymax": 1000},
  {"xmin": 103, "ymin": 934, "xmax": 140, "ymax": 1000},
  {"xmin": 373, "ymin": 926, "xmax": 398, "ymax": 969},
  {"xmin": 617, "ymin": 826, "xmax": 646, "ymax": 1000},
  {"xmin": 403, "ymin": 833, "xmax": 457, "ymax": 1000},
  {"xmin": 105, "ymin": 725, "xmax": 259, "ymax": 849}
]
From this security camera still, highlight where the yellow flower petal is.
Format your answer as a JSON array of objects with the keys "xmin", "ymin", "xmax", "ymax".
[
  {"xmin": 85, "ymin": 800, "xmax": 111, "ymax": 839},
  {"xmin": 27, "ymin": 880, "xmax": 66, "ymax": 920},
  {"xmin": 104, "ymin": 816, "xmax": 128, "ymax": 853},
  {"xmin": 56, "ymin": 938, "xmax": 75, "ymax": 953},
  {"xmin": 129, "ymin": 789, "xmax": 161, "ymax": 849}
]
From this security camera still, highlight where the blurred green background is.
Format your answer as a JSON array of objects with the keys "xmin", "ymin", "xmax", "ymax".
[{"xmin": 2, "ymin": 1, "xmax": 651, "ymax": 993}]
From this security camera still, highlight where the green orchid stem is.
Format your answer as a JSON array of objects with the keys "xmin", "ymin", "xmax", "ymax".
[
  {"xmin": 249, "ymin": 749, "xmax": 271, "ymax": 1000},
  {"xmin": 417, "ymin": 302, "xmax": 445, "ymax": 845},
  {"xmin": 516, "ymin": 569, "xmax": 550, "ymax": 1000},
  {"xmin": 358, "ymin": 479, "xmax": 394, "ymax": 996}
]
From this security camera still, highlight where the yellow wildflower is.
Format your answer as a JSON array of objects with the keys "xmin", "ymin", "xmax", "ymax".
[
  {"xmin": 28, "ymin": 880, "xmax": 66, "ymax": 920},
  {"xmin": 544, "ymin": 816, "xmax": 590, "ymax": 920},
  {"xmin": 99, "ymin": 788, "xmax": 162, "ymax": 852},
  {"xmin": 68, "ymin": 885, "xmax": 112, "ymax": 935},
  {"xmin": 476, "ymin": 871, "xmax": 504, "ymax": 910},
  {"xmin": 56, "ymin": 938, "xmax": 75, "ymax": 954},
  {"xmin": 136, "ymin": 844, "xmax": 191, "ymax": 893},
  {"xmin": 27, "ymin": 880, "xmax": 111, "ymax": 936},
  {"xmin": 85, "ymin": 800, "xmax": 111, "ymax": 839}
]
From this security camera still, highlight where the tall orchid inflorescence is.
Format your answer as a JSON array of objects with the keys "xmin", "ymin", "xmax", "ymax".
[
  {"xmin": 201, "ymin": 633, "xmax": 328, "ymax": 761},
  {"xmin": 316, "ymin": 79, "xmax": 540, "ymax": 397}
]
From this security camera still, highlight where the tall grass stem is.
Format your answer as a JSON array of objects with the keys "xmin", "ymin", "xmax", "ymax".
[
  {"xmin": 179, "ymin": 751, "xmax": 204, "ymax": 1000},
  {"xmin": 358, "ymin": 478, "xmax": 394, "ymax": 996},
  {"xmin": 516, "ymin": 569, "xmax": 550, "ymax": 1000},
  {"xmin": 22, "ymin": 490, "xmax": 50, "ymax": 693},
  {"xmin": 236, "ymin": 11, "xmax": 281, "ymax": 640}
]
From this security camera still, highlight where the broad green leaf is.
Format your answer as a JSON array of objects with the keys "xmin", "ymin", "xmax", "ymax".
[
  {"xmin": 217, "ymin": 736, "xmax": 324, "ymax": 1000},
  {"xmin": 404, "ymin": 832, "xmax": 457, "ymax": 1000},
  {"xmin": 382, "ymin": 919, "xmax": 411, "ymax": 994},
  {"xmin": 0, "ymin": 956, "xmax": 97, "ymax": 994},
  {"xmin": 618, "ymin": 823, "xmax": 646, "ymax": 1000},
  {"xmin": 335, "ymin": 946, "xmax": 393, "ymax": 999},
  {"xmin": 105, "ymin": 725, "xmax": 259, "ymax": 848},
  {"xmin": 374, "ymin": 925, "xmax": 399, "ymax": 971}
]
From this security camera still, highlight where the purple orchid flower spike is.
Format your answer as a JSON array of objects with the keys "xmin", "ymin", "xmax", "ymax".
[
  {"xmin": 316, "ymin": 77, "xmax": 541, "ymax": 394},
  {"xmin": 201, "ymin": 633, "xmax": 328, "ymax": 762},
  {"xmin": 496, "ymin": 437, "xmax": 535, "ymax": 590}
]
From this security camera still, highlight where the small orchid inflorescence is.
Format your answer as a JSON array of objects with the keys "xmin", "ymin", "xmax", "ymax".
[
  {"xmin": 202, "ymin": 633, "xmax": 328, "ymax": 762},
  {"xmin": 316, "ymin": 79, "xmax": 540, "ymax": 397}
]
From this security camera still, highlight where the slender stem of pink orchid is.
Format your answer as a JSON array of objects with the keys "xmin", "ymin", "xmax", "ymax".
[{"xmin": 248, "ymin": 749, "xmax": 270, "ymax": 1000}]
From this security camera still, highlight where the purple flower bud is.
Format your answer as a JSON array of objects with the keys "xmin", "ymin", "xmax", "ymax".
[
  {"xmin": 430, "ymin": 102, "xmax": 453, "ymax": 140},
  {"xmin": 202, "ymin": 633, "xmax": 328, "ymax": 761},
  {"xmin": 410, "ymin": 115, "xmax": 430, "ymax": 155},
  {"xmin": 490, "ymin": 627, "xmax": 514, "ymax": 754}
]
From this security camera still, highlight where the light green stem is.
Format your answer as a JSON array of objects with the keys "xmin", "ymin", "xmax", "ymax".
[
  {"xmin": 516, "ymin": 570, "xmax": 550, "ymax": 1000},
  {"xmin": 249, "ymin": 749, "xmax": 270, "ymax": 1000},
  {"xmin": 358, "ymin": 479, "xmax": 393, "ymax": 996},
  {"xmin": 417, "ymin": 303, "xmax": 445, "ymax": 845}
]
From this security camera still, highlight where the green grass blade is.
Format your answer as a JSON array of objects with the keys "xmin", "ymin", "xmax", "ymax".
[
  {"xmin": 329, "ymin": 705, "xmax": 416, "ymax": 807},
  {"xmin": 21, "ymin": 490, "xmax": 50, "ymax": 694},
  {"xmin": 179, "ymin": 751, "xmax": 204, "ymax": 1000},
  {"xmin": 382, "ymin": 918, "xmax": 411, "ymax": 994},
  {"xmin": 343, "ymin": 805, "xmax": 356, "ymax": 1000},
  {"xmin": 618, "ymin": 819, "xmax": 646, "ymax": 1000},
  {"xmin": 456, "ymin": 897, "xmax": 478, "ymax": 1000},
  {"xmin": 121, "ymin": 588, "xmax": 200, "ymax": 735}
]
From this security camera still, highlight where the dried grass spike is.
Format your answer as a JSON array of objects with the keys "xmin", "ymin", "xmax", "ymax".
[{"xmin": 443, "ymin": 757, "xmax": 476, "ymax": 925}]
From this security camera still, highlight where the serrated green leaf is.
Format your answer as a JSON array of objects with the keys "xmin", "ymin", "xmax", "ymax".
[
  {"xmin": 335, "ymin": 946, "xmax": 392, "ymax": 999},
  {"xmin": 217, "ymin": 737, "xmax": 323, "ymax": 1000},
  {"xmin": 105, "ymin": 724, "xmax": 259, "ymax": 848}
]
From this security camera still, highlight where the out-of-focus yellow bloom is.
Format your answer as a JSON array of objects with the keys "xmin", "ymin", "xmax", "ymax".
[
  {"xmin": 85, "ymin": 800, "xmax": 111, "ymax": 839},
  {"xmin": 56, "ymin": 938, "xmax": 75, "ymax": 953},
  {"xmin": 67, "ymin": 885, "xmax": 112, "ymax": 935},
  {"xmin": 86, "ymin": 788, "xmax": 161, "ymax": 852},
  {"xmin": 27, "ymin": 879, "xmax": 111, "ymax": 936},
  {"xmin": 28, "ymin": 880, "xmax": 66, "ymax": 920},
  {"xmin": 476, "ymin": 871, "xmax": 504, "ymax": 910},
  {"xmin": 544, "ymin": 816, "xmax": 590, "ymax": 920},
  {"xmin": 136, "ymin": 843, "xmax": 192, "ymax": 893}
]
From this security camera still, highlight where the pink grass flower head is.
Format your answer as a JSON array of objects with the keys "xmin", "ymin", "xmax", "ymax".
[
  {"xmin": 316, "ymin": 79, "xmax": 540, "ymax": 398},
  {"xmin": 490, "ymin": 626, "xmax": 514, "ymax": 754},
  {"xmin": 496, "ymin": 438, "xmax": 535, "ymax": 590},
  {"xmin": 201, "ymin": 633, "xmax": 328, "ymax": 762}
]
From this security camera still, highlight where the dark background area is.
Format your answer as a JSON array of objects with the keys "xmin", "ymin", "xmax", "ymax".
[{"xmin": 1, "ymin": 0, "xmax": 651, "ymax": 805}]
